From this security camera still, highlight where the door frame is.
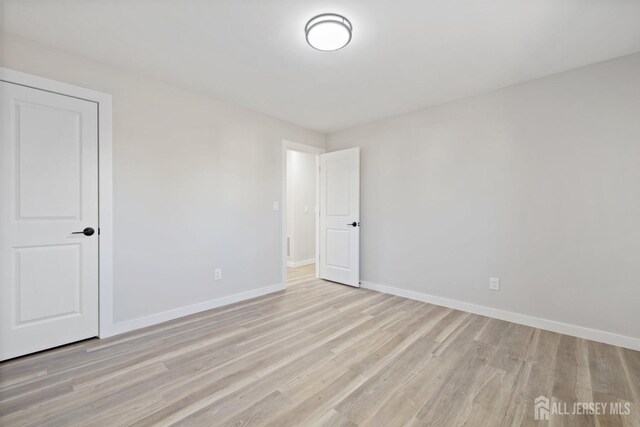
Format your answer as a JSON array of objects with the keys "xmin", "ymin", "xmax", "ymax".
[
  {"xmin": 281, "ymin": 140, "xmax": 325, "ymax": 287},
  {"xmin": 0, "ymin": 67, "xmax": 115, "ymax": 339}
]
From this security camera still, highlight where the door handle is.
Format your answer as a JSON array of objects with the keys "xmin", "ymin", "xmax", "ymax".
[
  {"xmin": 347, "ymin": 222, "xmax": 359, "ymax": 227},
  {"xmin": 72, "ymin": 227, "xmax": 95, "ymax": 236}
]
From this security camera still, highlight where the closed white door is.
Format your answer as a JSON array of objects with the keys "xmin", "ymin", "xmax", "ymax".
[
  {"xmin": 0, "ymin": 81, "xmax": 99, "ymax": 361},
  {"xmin": 319, "ymin": 147, "xmax": 360, "ymax": 287}
]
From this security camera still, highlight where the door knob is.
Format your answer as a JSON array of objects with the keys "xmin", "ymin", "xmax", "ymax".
[
  {"xmin": 72, "ymin": 227, "xmax": 95, "ymax": 236},
  {"xmin": 347, "ymin": 222, "xmax": 359, "ymax": 227}
]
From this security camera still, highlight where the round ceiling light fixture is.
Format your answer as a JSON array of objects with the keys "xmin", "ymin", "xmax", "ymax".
[{"xmin": 305, "ymin": 13, "xmax": 352, "ymax": 51}]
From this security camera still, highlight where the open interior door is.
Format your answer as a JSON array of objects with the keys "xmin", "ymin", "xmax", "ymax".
[{"xmin": 319, "ymin": 147, "xmax": 360, "ymax": 287}]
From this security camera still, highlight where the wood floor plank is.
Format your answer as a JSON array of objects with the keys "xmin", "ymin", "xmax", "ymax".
[
  {"xmin": 312, "ymin": 409, "xmax": 358, "ymax": 427},
  {"xmin": 334, "ymin": 335, "xmax": 437, "ymax": 424},
  {"xmin": 263, "ymin": 368, "xmax": 364, "ymax": 427},
  {"xmin": 219, "ymin": 391, "xmax": 292, "ymax": 427},
  {"xmin": 589, "ymin": 341, "xmax": 634, "ymax": 402},
  {"xmin": 553, "ymin": 335, "xmax": 582, "ymax": 403},
  {"xmin": 415, "ymin": 337, "xmax": 497, "ymax": 425},
  {"xmin": 0, "ymin": 265, "xmax": 638, "ymax": 426},
  {"xmin": 620, "ymin": 347, "xmax": 640, "ymax": 405}
]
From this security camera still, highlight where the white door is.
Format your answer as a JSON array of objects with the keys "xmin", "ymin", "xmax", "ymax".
[
  {"xmin": 0, "ymin": 81, "xmax": 99, "ymax": 361},
  {"xmin": 319, "ymin": 147, "xmax": 360, "ymax": 287}
]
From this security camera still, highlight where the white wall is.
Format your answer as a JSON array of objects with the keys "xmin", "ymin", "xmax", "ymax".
[
  {"xmin": 328, "ymin": 53, "xmax": 640, "ymax": 344},
  {"xmin": 286, "ymin": 150, "xmax": 316, "ymax": 265},
  {"xmin": 0, "ymin": 33, "xmax": 325, "ymax": 326}
]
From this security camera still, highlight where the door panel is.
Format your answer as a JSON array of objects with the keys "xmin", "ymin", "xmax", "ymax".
[
  {"xmin": 17, "ymin": 102, "xmax": 82, "ymax": 219},
  {"xmin": 319, "ymin": 147, "xmax": 360, "ymax": 287},
  {"xmin": 15, "ymin": 244, "xmax": 82, "ymax": 324},
  {"xmin": 1, "ymin": 81, "xmax": 99, "ymax": 361},
  {"xmin": 325, "ymin": 229, "xmax": 350, "ymax": 268},
  {"xmin": 325, "ymin": 159, "xmax": 351, "ymax": 215}
]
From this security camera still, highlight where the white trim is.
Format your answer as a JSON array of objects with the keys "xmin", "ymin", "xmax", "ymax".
[
  {"xmin": 361, "ymin": 280, "xmax": 640, "ymax": 352},
  {"xmin": 107, "ymin": 283, "xmax": 285, "ymax": 336},
  {"xmin": 281, "ymin": 140, "xmax": 325, "ymax": 288},
  {"xmin": 286, "ymin": 258, "xmax": 316, "ymax": 268},
  {"xmin": 315, "ymin": 155, "xmax": 320, "ymax": 275},
  {"xmin": 0, "ymin": 68, "xmax": 115, "ymax": 339}
]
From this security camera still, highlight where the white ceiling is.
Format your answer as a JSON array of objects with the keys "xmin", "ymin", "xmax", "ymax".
[{"xmin": 3, "ymin": 0, "xmax": 640, "ymax": 132}]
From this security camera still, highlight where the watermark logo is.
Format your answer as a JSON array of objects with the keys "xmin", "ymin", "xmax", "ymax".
[
  {"xmin": 533, "ymin": 395, "xmax": 632, "ymax": 421},
  {"xmin": 534, "ymin": 396, "xmax": 550, "ymax": 421}
]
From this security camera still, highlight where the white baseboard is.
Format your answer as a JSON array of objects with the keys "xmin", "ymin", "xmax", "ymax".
[
  {"xmin": 286, "ymin": 258, "xmax": 315, "ymax": 268},
  {"xmin": 102, "ymin": 283, "xmax": 285, "ymax": 338},
  {"xmin": 361, "ymin": 281, "xmax": 640, "ymax": 352}
]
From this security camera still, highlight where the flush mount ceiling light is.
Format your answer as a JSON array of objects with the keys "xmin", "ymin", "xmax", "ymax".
[{"xmin": 305, "ymin": 13, "xmax": 352, "ymax": 51}]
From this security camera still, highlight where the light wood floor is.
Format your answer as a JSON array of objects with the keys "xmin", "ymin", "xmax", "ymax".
[{"xmin": 1, "ymin": 264, "xmax": 639, "ymax": 426}]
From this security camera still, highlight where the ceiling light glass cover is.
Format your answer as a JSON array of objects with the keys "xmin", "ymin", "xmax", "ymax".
[{"xmin": 305, "ymin": 13, "xmax": 352, "ymax": 51}]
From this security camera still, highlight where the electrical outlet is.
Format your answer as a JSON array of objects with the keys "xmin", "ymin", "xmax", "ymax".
[
  {"xmin": 489, "ymin": 277, "xmax": 500, "ymax": 291},
  {"xmin": 215, "ymin": 268, "xmax": 222, "ymax": 281}
]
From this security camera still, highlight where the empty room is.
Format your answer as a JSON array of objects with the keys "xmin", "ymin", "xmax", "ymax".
[{"xmin": 1, "ymin": 0, "xmax": 639, "ymax": 425}]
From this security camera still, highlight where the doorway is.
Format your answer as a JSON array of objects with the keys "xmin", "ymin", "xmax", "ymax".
[
  {"xmin": 281, "ymin": 141, "xmax": 323, "ymax": 286},
  {"xmin": 286, "ymin": 149, "xmax": 318, "ymax": 268},
  {"xmin": 0, "ymin": 68, "xmax": 113, "ymax": 360},
  {"xmin": 286, "ymin": 149, "xmax": 319, "ymax": 287},
  {"xmin": 281, "ymin": 141, "xmax": 360, "ymax": 288}
]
